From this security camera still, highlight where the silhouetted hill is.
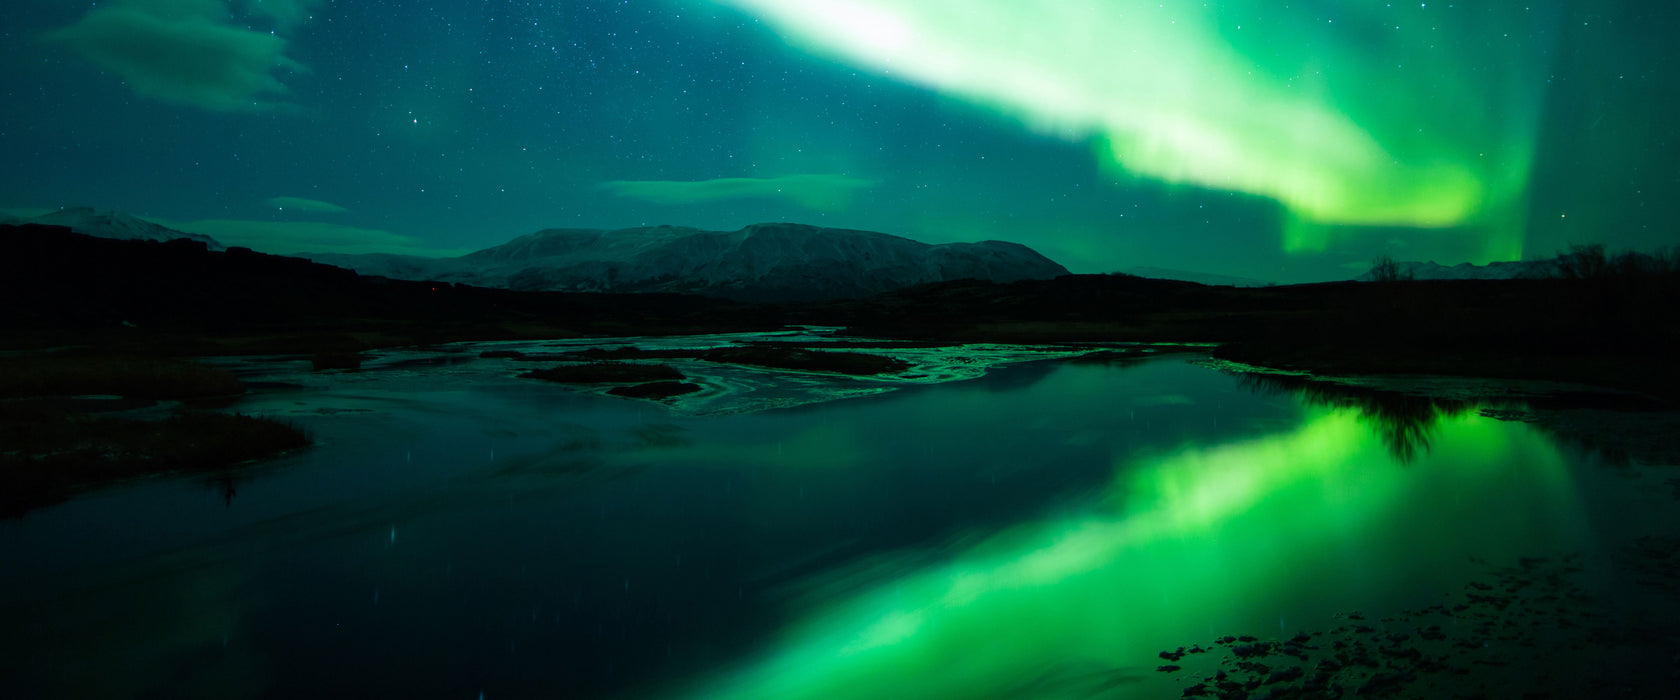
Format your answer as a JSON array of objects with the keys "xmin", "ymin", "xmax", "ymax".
[
  {"xmin": 0, "ymin": 224, "xmax": 776, "ymax": 350},
  {"xmin": 1124, "ymin": 266, "xmax": 1274, "ymax": 287},
  {"xmin": 809, "ymin": 271, "xmax": 1680, "ymax": 398},
  {"xmin": 4, "ymin": 223, "xmax": 1675, "ymax": 398},
  {"xmin": 21, "ymin": 207, "xmax": 224, "ymax": 249}
]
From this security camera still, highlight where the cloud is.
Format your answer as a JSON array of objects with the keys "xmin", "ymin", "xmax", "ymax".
[
  {"xmin": 266, "ymin": 196, "xmax": 346, "ymax": 213},
  {"xmin": 157, "ymin": 219, "xmax": 468, "ymax": 257},
  {"xmin": 600, "ymin": 174, "xmax": 875, "ymax": 211},
  {"xmin": 45, "ymin": 0, "xmax": 311, "ymax": 111}
]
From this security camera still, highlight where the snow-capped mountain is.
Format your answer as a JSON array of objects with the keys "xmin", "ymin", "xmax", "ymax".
[
  {"xmin": 308, "ymin": 222, "xmax": 1069, "ymax": 302},
  {"xmin": 16, "ymin": 207, "xmax": 224, "ymax": 250},
  {"xmin": 1355, "ymin": 259, "xmax": 1557, "ymax": 282}
]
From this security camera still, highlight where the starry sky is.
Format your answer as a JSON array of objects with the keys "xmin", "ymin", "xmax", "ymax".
[{"xmin": 2, "ymin": 0, "xmax": 1676, "ymax": 281}]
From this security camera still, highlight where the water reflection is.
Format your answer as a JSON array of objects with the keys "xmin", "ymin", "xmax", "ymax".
[
  {"xmin": 1233, "ymin": 372, "xmax": 1473, "ymax": 463},
  {"xmin": 202, "ymin": 470, "xmax": 239, "ymax": 507},
  {"xmin": 2, "ymin": 354, "xmax": 1620, "ymax": 699},
  {"xmin": 673, "ymin": 404, "xmax": 1583, "ymax": 700}
]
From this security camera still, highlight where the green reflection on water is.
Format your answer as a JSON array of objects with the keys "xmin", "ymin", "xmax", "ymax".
[
  {"xmin": 1233, "ymin": 371, "xmax": 1474, "ymax": 464},
  {"xmin": 679, "ymin": 406, "xmax": 1585, "ymax": 700}
]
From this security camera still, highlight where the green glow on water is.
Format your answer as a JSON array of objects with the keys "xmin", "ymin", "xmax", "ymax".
[
  {"xmin": 717, "ymin": 0, "xmax": 1550, "ymax": 257},
  {"xmin": 679, "ymin": 407, "xmax": 1583, "ymax": 699}
]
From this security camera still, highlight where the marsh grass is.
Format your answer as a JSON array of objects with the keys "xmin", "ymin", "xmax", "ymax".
[
  {"xmin": 1, "ymin": 409, "xmax": 308, "ymax": 516},
  {"xmin": 0, "ymin": 356, "xmax": 244, "ymax": 399},
  {"xmin": 0, "ymin": 353, "xmax": 310, "ymax": 515}
]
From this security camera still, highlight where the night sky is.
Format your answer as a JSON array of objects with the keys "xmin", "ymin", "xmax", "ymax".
[{"xmin": 3, "ymin": 0, "xmax": 1676, "ymax": 281}]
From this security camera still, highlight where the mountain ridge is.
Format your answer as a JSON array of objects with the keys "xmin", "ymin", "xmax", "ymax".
[
  {"xmin": 308, "ymin": 222, "xmax": 1069, "ymax": 302},
  {"xmin": 11, "ymin": 207, "xmax": 225, "ymax": 250},
  {"xmin": 5, "ymin": 207, "xmax": 1068, "ymax": 302}
]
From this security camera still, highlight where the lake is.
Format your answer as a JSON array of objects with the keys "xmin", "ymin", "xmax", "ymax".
[{"xmin": 3, "ymin": 334, "xmax": 1676, "ymax": 699}]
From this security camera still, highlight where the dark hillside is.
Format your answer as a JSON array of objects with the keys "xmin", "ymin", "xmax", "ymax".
[
  {"xmin": 0, "ymin": 224, "xmax": 780, "ymax": 352},
  {"xmin": 5, "ymin": 223, "xmax": 1674, "ymax": 398},
  {"xmin": 813, "ymin": 272, "xmax": 1680, "ymax": 398}
]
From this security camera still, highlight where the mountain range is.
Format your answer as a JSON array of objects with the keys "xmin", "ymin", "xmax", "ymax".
[
  {"xmin": 5, "ymin": 209, "xmax": 1067, "ymax": 302},
  {"xmin": 305, "ymin": 223, "xmax": 1069, "ymax": 302},
  {"xmin": 3, "ymin": 207, "xmax": 224, "ymax": 250},
  {"xmin": 8, "ymin": 207, "xmax": 1607, "ymax": 294}
]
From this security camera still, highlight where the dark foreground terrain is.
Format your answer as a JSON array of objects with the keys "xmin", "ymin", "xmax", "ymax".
[
  {"xmin": 0, "ymin": 223, "xmax": 783, "ymax": 355},
  {"xmin": 2, "ymin": 223, "xmax": 1676, "ymax": 513},
  {"xmin": 0, "ymin": 355, "xmax": 307, "ymax": 515},
  {"xmin": 5, "ymin": 222, "xmax": 1674, "ymax": 402},
  {"xmin": 3, "ymin": 225, "xmax": 1678, "ymax": 699},
  {"xmin": 816, "ymin": 268, "xmax": 1680, "ymax": 401}
]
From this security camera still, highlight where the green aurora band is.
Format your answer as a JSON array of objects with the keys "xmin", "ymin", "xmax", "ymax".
[
  {"xmin": 674, "ymin": 407, "xmax": 1584, "ymax": 699},
  {"xmin": 715, "ymin": 0, "xmax": 1558, "ymax": 260}
]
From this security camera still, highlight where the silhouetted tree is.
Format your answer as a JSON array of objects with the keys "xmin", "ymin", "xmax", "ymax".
[
  {"xmin": 1555, "ymin": 243, "xmax": 1608, "ymax": 279},
  {"xmin": 1608, "ymin": 247, "xmax": 1680, "ymax": 278},
  {"xmin": 1369, "ymin": 254, "xmax": 1412, "ymax": 282}
]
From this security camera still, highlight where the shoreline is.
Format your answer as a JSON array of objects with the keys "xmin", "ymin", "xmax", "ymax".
[{"xmin": 4, "ymin": 332, "xmax": 1676, "ymax": 518}]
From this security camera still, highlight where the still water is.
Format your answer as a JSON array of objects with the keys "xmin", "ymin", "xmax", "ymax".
[{"xmin": 2, "ymin": 341, "xmax": 1673, "ymax": 698}]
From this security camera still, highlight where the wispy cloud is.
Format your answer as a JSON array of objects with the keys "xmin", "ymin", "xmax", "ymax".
[
  {"xmin": 45, "ymin": 0, "xmax": 313, "ymax": 111},
  {"xmin": 266, "ymin": 196, "xmax": 346, "ymax": 213},
  {"xmin": 157, "ymin": 219, "xmax": 467, "ymax": 257},
  {"xmin": 600, "ymin": 174, "xmax": 875, "ymax": 211}
]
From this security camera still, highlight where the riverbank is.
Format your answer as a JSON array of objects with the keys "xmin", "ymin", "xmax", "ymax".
[
  {"xmin": 0, "ymin": 355, "xmax": 308, "ymax": 515},
  {"xmin": 6, "ymin": 224, "xmax": 1674, "ymax": 404}
]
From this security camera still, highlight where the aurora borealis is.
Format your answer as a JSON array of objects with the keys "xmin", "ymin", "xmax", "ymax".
[
  {"xmin": 2, "ymin": 0, "xmax": 1676, "ymax": 279},
  {"xmin": 717, "ymin": 0, "xmax": 1543, "ymax": 259}
]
